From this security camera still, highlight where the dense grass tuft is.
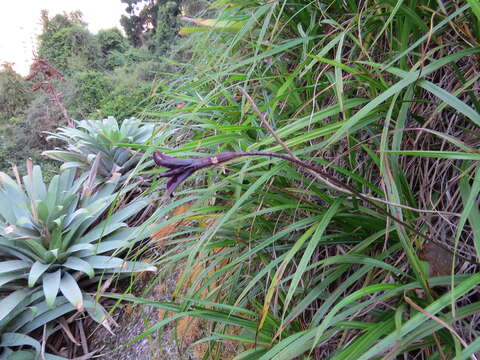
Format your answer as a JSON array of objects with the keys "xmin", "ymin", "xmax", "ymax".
[{"xmin": 120, "ymin": 1, "xmax": 480, "ymax": 358}]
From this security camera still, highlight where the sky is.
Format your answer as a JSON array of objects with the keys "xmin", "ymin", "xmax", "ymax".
[{"xmin": 0, "ymin": 0, "xmax": 128, "ymax": 75}]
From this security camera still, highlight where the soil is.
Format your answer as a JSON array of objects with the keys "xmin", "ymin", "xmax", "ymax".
[
  {"xmin": 85, "ymin": 202, "xmax": 240, "ymax": 360},
  {"xmin": 87, "ymin": 269, "xmax": 196, "ymax": 360}
]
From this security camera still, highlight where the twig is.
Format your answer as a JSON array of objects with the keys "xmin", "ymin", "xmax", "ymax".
[
  {"xmin": 404, "ymin": 295, "xmax": 476, "ymax": 360},
  {"xmin": 77, "ymin": 319, "xmax": 89, "ymax": 356},
  {"xmin": 233, "ymin": 87, "xmax": 478, "ymax": 265}
]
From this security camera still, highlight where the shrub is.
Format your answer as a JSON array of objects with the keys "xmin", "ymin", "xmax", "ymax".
[
  {"xmin": 38, "ymin": 11, "xmax": 102, "ymax": 74},
  {"xmin": 99, "ymin": 82, "xmax": 153, "ymax": 119},
  {"xmin": 0, "ymin": 64, "xmax": 32, "ymax": 121},
  {"xmin": 105, "ymin": 50, "xmax": 128, "ymax": 70},
  {"xmin": 25, "ymin": 79, "xmax": 77, "ymax": 132},
  {"xmin": 97, "ymin": 28, "xmax": 128, "ymax": 55},
  {"xmin": 0, "ymin": 116, "xmax": 59, "ymax": 181},
  {"xmin": 71, "ymin": 71, "xmax": 111, "ymax": 117}
]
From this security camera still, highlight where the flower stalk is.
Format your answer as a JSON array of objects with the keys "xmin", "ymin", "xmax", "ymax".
[{"xmin": 153, "ymin": 150, "xmax": 480, "ymax": 267}]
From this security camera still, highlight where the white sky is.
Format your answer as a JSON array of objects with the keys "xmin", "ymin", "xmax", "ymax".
[{"xmin": 0, "ymin": 0, "xmax": 128, "ymax": 75}]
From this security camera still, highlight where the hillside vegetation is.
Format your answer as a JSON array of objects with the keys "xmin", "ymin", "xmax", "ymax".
[{"xmin": 1, "ymin": 0, "xmax": 480, "ymax": 359}]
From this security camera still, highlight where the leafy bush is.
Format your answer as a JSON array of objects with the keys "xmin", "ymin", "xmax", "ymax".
[
  {"xmin": 0, "ymin": 164, "xmax": 155, "ymax": 322},
  {"xmin": 99, "ymin": 82, "xmax": 153, "ymax": 119},
  {"xmin": 0, "ymin": 64, "xmax": 32, "ymax": 121},
  {"xmin": 44, "ymin": 117, "xmax": 156, "ymax": 180},
  {"xmin": 127, "ymin": 0, "xmax": 480, "ymax": 359},
  {"xmin": 0, "ymin": 116, "xmax": 59, "ymax": 181},
  {"xmin": 71, "ymin": 71, "xmax": 111, "ymax": 117},
  {"xmin": 105, "ymin": 50, "xmax": 128, "ymax": 70},
  {"xmin": 122, "ymin": 47, "xmax": 155, "ymax": 65},
  {"xmin": 25, "ymin": 79, "xmax": 77, "ymax": 131},
  {"xmin": 103, "ymin": 48, "xmax": 156, "ymax": 72},
  {"xmin": 38, "ymin": 12, "xmax": 102, "ymax": 74},
  {"xmin": 97, "ymin": 28, "xmax": 130, "ymax": 71},
  {"xmin": 97, "ymin": 28, "xmax": 128, "ymax": 56}
]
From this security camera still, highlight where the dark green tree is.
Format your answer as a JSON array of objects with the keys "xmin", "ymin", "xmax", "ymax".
[
  {"xmin": 72, "ymin": 71, "xmax": 111, "ymax": 117},
  {"xmin": 0, "ymin": 63, "xmax": 32, "ymax": 121},
  {"xmin": 150, "ymin": 1, "xmax": 180, "ymax": 54},
  {"xmin": 97, "ymin": 28, "xmax": 128, "ymax": 55},
  {"xmin": 120, "ymin": 0, "xmax": 158, "ymax": 47},
  {"xmin": 37, "ymin": 10, "xmax": 102, "ymax": 74},
  {"xmin": 96, "ymin": 28, "xmax": 130, "ymax": 70},
  {"xmin": 120, "ymin": 0, "xmax": 180, "ymax": 52}
]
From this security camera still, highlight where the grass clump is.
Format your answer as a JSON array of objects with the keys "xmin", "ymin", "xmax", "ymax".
[{"xmin": 117, "ymin": 0, "xmax": 480, "ymax": 359}]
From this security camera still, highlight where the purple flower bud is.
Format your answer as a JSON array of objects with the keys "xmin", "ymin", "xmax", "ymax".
[{"xmin": 153, "ymin": 151, "xmax": 246, "ymax": 196}]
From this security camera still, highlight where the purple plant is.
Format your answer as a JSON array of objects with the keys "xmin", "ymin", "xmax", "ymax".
[
  {"xmin": 152, "ymin": 150, "xmax": 453, "ymax": 261},
  {"xmin": 154, "ymin": 150, "xmax": 348, "ymax": 197},
  {"xmin": 154, "ymin": 151, "xmax": 246, "ymax": 197}
]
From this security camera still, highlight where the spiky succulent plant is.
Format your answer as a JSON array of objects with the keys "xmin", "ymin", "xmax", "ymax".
[
  {"xmin": 0, "ymin": 289, "xmax": 68, "ymax": 360},
  {"xmin": 43, "ymin": 117, "xmax": 156, "ymax": 180},
  {"xmin": 0, "ymin": 164, "xmax": 155, "ymax": 317}
]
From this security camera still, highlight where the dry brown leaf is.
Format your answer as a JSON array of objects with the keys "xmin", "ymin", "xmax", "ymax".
[
  {"xmin": 151, "ymin": 202, "xmax": 192, "ymax": 246},
  {"xmin": 419, "ymin": 241, "xmax": 454, "ymax": 277}
]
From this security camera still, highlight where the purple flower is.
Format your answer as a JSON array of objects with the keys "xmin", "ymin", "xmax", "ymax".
[{"xmin": 153, "ymin": 151, "xmax": 237, "ymax": 196}]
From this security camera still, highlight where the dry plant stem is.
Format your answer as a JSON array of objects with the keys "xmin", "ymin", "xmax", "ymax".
[
  {"xmin": 41, "ymin": 324, "xmax": 47, "ymax": 360},
  {"xmin": 236, "ymin": 86, "xmax": 479, "ymax": 265},
  {"xmin": 238, "ymin": 86, "xmax": 355, "ymax": 193},
  {"xmin": 78, "ymin": 320, "xmax": 89, "ymax": 356},
  {"xmin": 239, "ymin": 86, "xmax": 459, "ymax": 215},
  {"xmin": 404, "ymin": 295, "xmax": 476, "ymax": 360},
  {"xmin": 58, "ymin": 317, "xmax": 80, "ymax": 346},
  {"xmin": 26, "ymin": 57, "xmax": 72, "ymax": 127}
]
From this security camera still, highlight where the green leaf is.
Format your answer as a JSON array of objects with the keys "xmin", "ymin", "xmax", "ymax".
[
  {"xmin": 42, "ymin": 270, "xmax": 61, "ymax": 308},
  {"xmin": 467, "ymin": 0, "xmax": 480, "ymax": 24},
  {"xmin": 357, "ymin": 273, "xmax": 480, "ymax": 359},
  {"xmin": 0, "ymin": 260, "xmax": 31, "ymax": 274},
  {"xmin": 59, "ymin": 272, "xmax": 84, "ymax": 312},
  {"xmin": 455, "ymin": 166, "xmax": 480, "ymax": 260},
  {"xmin": 84, "ymin": 297, "xmax": 111, "ymax": 330},
  {"xmin": 459, "ymin": 164, "xmax": 480, "ymax": 258},
  {"xmin": 1, "ymin": 333, "xmax": 40, "ymax": 355},
  {"xmin": 283, "ymin": 199, "xmax": 342, "ymax": 316},
  {"xmin": 28, "ymin": 261, "xmax": 50, "ymax": 287},
  {"xmin": 327, "ymin": 47, "xmax": 480, "ymax": 147},
  {"xmin": 312, "ymin": 283, "xmax": 401, "ymax": 349},
  {"xmin": 63, "ymin": 257, "xmax": 94, "ymax": 278},
  {"xmin": 384, "ymin": 150, "xmax": 480, "ymax": 160},
  {"xmin": 5, "ymin": 350, "xmax": 37, "ymax": 360},
  {"xmin": 0, "ymin": 289, "xmax": 31, "ymax": 324},
  {"xmin": 85, "ymin": 256, "xmax": 156, "ymax": 273},
  {"xmin": 0, "ymin": 272, "xmax": 27, "ymax": 287},
  {"xmin": 18, "ymin": 298, "xmax": 74, "ymax": 334},
  {"xmin": 386, "ymin": 67, "xmax": 480, "ymax": 127}
]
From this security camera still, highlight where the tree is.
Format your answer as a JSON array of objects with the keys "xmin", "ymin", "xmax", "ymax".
[
  {"xmin": 120, "ymin": 0, "xmax": 180, "ymax": 51},
  {"xmin": 150, "ymin": 1, "xmax": 180, "ymax": 54},
  {"xmin": 0, "ymin": 63, "xmax": 32, "ymax": 121},
  {"xmin": 97, "ymin": 28, "xmax": 128, "ymax": 55},
  {"xmin": 96, "ymin": 28, "xmax": 130, "ymax": 70},
  {"xmin": 37, "ymin": 10, "xmax": 102, "ymax": 74},
  {"xmin": 120, "ymin": 0, "xmax": 158, "ymax": 47}
]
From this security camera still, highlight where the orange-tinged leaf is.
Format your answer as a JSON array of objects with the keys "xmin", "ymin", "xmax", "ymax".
[{"xmin": 151, "ymin": 202, "xmax": 192, "ymax": 244}]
